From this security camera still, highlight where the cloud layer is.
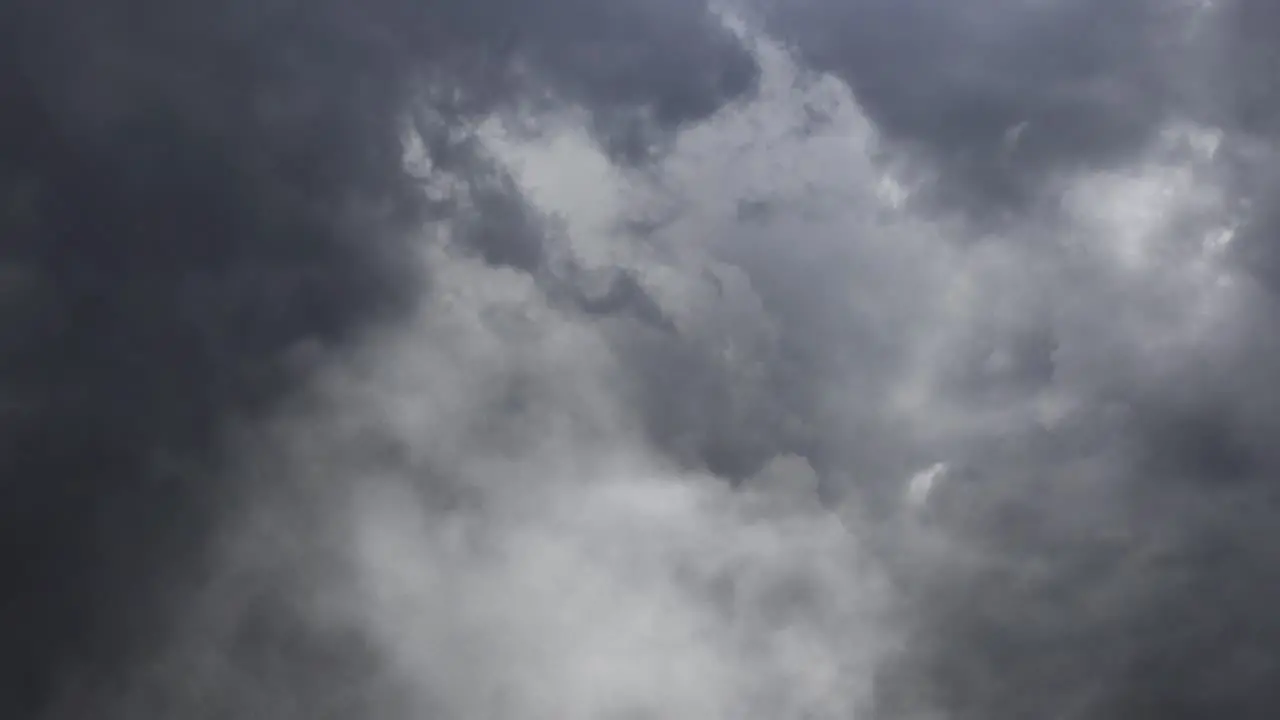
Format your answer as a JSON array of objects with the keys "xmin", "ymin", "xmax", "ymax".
[{"xmin": 6, "ymin": 1, "xmax": 1280, "ymax": 719}]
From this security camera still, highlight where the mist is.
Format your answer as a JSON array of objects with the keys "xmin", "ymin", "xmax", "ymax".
[{"xmin": 5, "ymin": 1, "xmax": 1280, "ymax": 718}]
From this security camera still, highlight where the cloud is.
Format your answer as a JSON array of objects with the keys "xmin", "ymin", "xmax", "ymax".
[
  {"xmin": 477, "ymin": 33, "xmax": 1280, "ymax": 717},
  {"xmin": 89, "ymin": 242, "xmax": 885, "ymax": 719},
  {"xmin": 1, "ymin": 0, "xmax": 753, "ymax": 714},
  {"xmin": 9, "ymin": 2, "xmax": 1280, "ymax": 719}
]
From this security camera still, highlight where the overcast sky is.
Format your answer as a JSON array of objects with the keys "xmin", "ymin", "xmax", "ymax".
[{"xmin": 5, "ymin": 1, "xmax": 1280, "ymax": 718}]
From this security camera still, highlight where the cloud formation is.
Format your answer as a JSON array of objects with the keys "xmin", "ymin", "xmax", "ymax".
[{"xmin": 6, "ymin": 1, "xmax": 1280, "ymax": 719}]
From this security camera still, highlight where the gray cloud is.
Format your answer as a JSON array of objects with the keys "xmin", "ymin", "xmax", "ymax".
[
  {"xmin": 484, "ymin": 38, "xmax": 1280, "ymax": 717},
  {"xmin": 2, "ymin": 0, "xmax": 753, "ymax": 715},
  {"xmin": 737, "ymin": 7, "xmax": 1280, "ymax": 713},
  {"xmin": 755, "ymin": 1, "xmax": 1236, "ymax": 213},
  {"xmin": 9, "ymin": 2, "xmax": 1280, "ymax": 720}
]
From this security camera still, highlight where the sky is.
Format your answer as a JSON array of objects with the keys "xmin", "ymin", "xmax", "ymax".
[{"xmin": 4, "ymin": 1, "xmax": 1280, "ymax": 718}]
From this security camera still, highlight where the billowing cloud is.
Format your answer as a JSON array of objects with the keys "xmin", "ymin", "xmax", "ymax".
[
  {"xmin": 1, "ymin": 0, "xmax": 753, "ymax": 714},
  {"xmin": 7, "ymin": 2, "xmax": 1280, "ymax": 719}
]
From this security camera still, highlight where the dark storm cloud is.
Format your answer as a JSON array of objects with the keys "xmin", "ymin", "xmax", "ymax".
[
  {"xmin": 11, "ymin": 0, "xmax": 1280, "ymax": 718},
  {"xmin": 0, "ymin": 1, "xmax": 755, "ymax": 715},
  {"xmin": 756, "ymin": 0, "xmax": 1230, "ymax": 217},
  {"xmin": 500, "ymin": 6, "xmax": 1280, "ymax": 716},
  {"xmin": 730, "ymin": 2, "xmax": 1280, "ymax": 717}
]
